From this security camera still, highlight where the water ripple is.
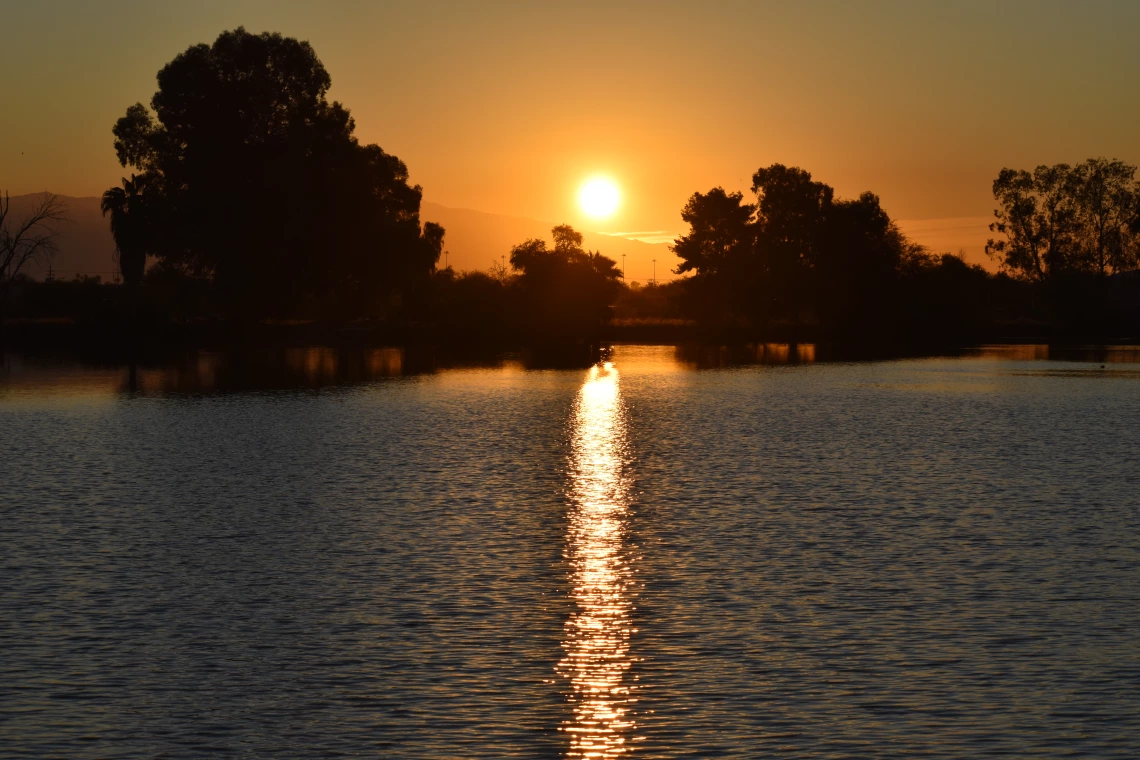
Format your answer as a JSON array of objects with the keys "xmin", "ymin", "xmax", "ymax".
[
  {"xmin": 559, "ymin": 363, "xmax": 639, "ymax": 756},
  {"xmin": 2, "ymin": 346, "xmax": 1139, "ymax": 757}
]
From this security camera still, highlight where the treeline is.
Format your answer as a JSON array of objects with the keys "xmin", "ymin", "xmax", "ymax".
[
  {"xmin": 660, "ymin": 161, "xmax": 1139, "ymax": 338},
  {"xmin": 430, "ymin": 160, "xmax": 1140, "ymax": 342},
  {"xmin": 7, "ymin": 159, "xmax": 1140, "ymax": 342},
  {"xmin": 429, "ymin": 160, "xmax": 1139, "ymax": 342},
  {"xmin": 428, "ymin": 225, "xmax": 622, "ymax": 342},
  {"xmin": 4, "ymin": 27, "xmax": 1139, "ymax": 345},
  {"xmin": 669, "ymin": 165, "xmax": 973, "ymax": 333}
]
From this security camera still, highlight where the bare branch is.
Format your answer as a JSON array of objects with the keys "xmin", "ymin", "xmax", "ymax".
[{"xmin": 1, "ymin": 191, "xmax": 70, "ymax": 314}]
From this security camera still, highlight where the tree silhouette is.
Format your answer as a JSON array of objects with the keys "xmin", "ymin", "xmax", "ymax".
[
  {"xmin": 509, "ymin": 225, "xmax": 622, "ymax": 336},
  {"xmin": 672, "ymin": 164, "xmax": 921, "ymax": 329},
  {"xmin": 673, "ymin": 188, "xmax": 756, "ymax": 279},
  {"xmin": 101, "ymin": 174, "xmax": 153, "ymax": 317},
  {"xmin": 109, "ymin": 27, "xmax": 443, "ymax": 319},
  {"xmin": 986, "ymin": 165, "xmax": 1078, "ymax": 280},
  {"xmin": 0, "ymin": 191, "xmax": 66, "ymax": 324},
  {"xmin": 671, "ymin": 188, "xmax": 757, "ymax": 320},
  {"xmin": 986, "ymin": 159, "xmax": 1139, "ymax": 280},
  {"xmin": 1072, "ymin": 158, "xmax": 1138, "ymax": 276},
  {"xmin": 751, "ymin": 164, "xmax": 834, "ymax": 319}
]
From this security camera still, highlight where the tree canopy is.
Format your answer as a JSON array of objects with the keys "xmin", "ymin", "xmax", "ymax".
[
  {"xmin": 108, "ymin": 27, "xmax": 443, "ymax": 318},
  {"xmin": 986, "ymin": 158, "xmax": 1139, "ymax": 280},
  {"xmin": 671, "ymin": 164, "xmax": 924, "ymax": 327},
  {"xmin": 100, "ymin": 174, "xmax": 152, "ymax": 294},
  {"xmin": 509, "ymin": 225, "xmax": 622, "ymax": 336}
]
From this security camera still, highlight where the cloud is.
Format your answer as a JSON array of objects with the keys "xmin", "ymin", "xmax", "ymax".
[{"xmin": 597, "ymin": 230, "xmax": 679, "ymax": 245}]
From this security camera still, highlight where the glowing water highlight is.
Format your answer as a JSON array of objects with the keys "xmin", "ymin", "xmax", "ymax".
[{"xmin": 559, "ymin": 362, "xmax": 640, "ymax": 756}]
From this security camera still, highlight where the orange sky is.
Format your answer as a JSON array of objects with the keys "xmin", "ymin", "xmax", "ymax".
[{"xmin": 2, "ymin": 1, "xmax": 1138, "ymax": 275}]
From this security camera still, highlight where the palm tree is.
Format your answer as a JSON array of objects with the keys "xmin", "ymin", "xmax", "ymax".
[{"xmin": 101, "ymin": 174, "xmax": 151, "ymax": 318}]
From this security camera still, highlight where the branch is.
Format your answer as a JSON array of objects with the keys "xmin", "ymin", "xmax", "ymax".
[{"xmin": 1, "ymin": 192, "xmax": 68, "ymax": 281}]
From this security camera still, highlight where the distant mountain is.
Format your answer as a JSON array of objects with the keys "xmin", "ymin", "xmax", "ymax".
[
  {"xmin": 4, "ymin": 194, "xmax": 682, "ymax": 284},
  {"xmin": 4, "ymin": 194, "xmax": 117, "ymax": 281}
]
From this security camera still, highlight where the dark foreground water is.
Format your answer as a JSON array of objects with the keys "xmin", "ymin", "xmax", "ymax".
[{"xmin": 2, "ymin": 345, "xmax": 1139, "ymax": 758}]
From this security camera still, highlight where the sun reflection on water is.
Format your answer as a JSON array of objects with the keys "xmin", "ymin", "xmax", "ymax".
[{"xmin": 559, "ymin": 361, "xmax": 639, "ymax": 757}]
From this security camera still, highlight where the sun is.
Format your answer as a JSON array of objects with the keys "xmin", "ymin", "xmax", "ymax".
[{"xmin": 578, "ymin": 177, "xmax": 620, "ymax": 219}]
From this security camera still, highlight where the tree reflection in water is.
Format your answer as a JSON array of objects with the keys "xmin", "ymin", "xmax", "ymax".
[{"xmin": 559, "ymin": 362, "xmax": 640, "ymax": 757}]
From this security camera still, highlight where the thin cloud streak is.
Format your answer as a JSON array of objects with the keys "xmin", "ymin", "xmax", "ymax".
[{"xmin": 598, "ymin": 231, "xmax": 680, "ymax": 245}]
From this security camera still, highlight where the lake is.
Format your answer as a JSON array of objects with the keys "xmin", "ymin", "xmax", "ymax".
[{"xmin": 2, "ymin": 344, "xmax": 1139, "ymax": 758}]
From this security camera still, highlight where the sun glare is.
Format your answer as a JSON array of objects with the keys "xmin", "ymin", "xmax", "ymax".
[{"xmin": 579, "ymin": 178, "xmax": 620, "ymax": 219}]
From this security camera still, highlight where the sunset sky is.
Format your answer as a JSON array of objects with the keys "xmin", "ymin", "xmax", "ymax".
[{"xmin": 3, "ymin": 0, "xmax": 1138, "ymax": 274}]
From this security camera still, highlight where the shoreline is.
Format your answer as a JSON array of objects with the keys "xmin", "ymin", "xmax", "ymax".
[
  {"xmin": 2, "ymin": 317, "xmax": 1137, "ymax": 350},
  {"xmin": 3, "ymin": 320, "xmax": 1137, "ymax": 376}
]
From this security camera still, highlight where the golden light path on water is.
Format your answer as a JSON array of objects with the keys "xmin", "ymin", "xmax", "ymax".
[{"xmin": 559, "ymin": 362, "xmax": 640, "ymax": 757}]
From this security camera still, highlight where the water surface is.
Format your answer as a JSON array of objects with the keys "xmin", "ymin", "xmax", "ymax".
[{"xmin": 2, "ymin": 345, "xmax": 1138, "ymax": 757}]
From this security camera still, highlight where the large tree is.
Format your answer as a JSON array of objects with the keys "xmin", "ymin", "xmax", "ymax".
[
  {"xmin": 108, "ymin": 27, "xmax": 443, "ymax": 318},
  {"xmin": 1071, "ymin": 158, "xmax": 1138, "ymax": 276},
  {"xmin": 986, "ymin": 159, "xmax": 1139, "ymax": 280},
  {"xmin": 508, "ymin": 225, "xmax": 622, "ymax": 336},
  {"xmin": 671, "ymin": 188, "xmax": 758, "ymax": 320},
  {"xmin": 751, "ymin": 164, "xmax": 834, "ymax": 320},
  {"xmin": 986, "ymin": 165, "xmax": 1079, "ymax": 280},
  {"xmin": 673, "ymin": 188, "xmax": 756, "ymax": 280}
]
